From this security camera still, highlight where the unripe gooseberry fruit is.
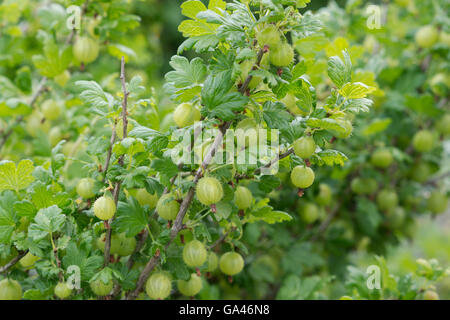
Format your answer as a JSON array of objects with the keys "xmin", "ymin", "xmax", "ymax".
[
  {"xmin": 316, "ymin": 183, "xmax": 332, "ymax": 206},
  {"xmin": 196, "ymin": 177, "xmax": 224, "ymax": 206},
  {"xmin": 440, "ymin": 31, "xmax": 450, "ymax": 46},
  {"xmin": 293, "ymin": 136, "xmax": 316, "ymax": 159},
  {"xmin": 282, "ymin": 93, "xmax": 307, "ymax": 116},
  {"xmin": 117, "ymin": 234, "xmax": 137, "ymax": 256},
  {"xmin": 370, "ymin": 148, "xmax": 393, "ymax": 168},
  {"xmin": 351, "ymin": 178, "xmax": 378, "ymax": 195},
  {"xmin": 26, "ymin": 112, "xmax": 50, "ymax": 137},
  {"xmin": 269, "ymin": 42, "xmax": 294, "ymax": 67},
  {"xmin": 238, "ymin": 59, "xmax": 262, "ymax": 89},
  {"xmin": 235, "ymin": 118, "xmax": 260, "ymax": 147},
  {"xmin": 386, "ymin": 206, "xmax": 406, "ymax": 228},
  {"xmin": 73, "ymin": 36, "xmax": 99, "ymax": 64},
  {"xmin": 290, "ymin": 166, "xmax": 315, "ymax": 189},
  {"xmin": 0, "ymin": 279, "xmax": 22, "ymax": 300},
  {"xmin": 96, "ymin": 233, "xmax": 121, "ymax": 255},
  {"xmin": 93, "ymin": 196, "xmax": 116, "ymax": 220},
  {"xmin": 300, "ymin": 203, "xmax": 319, "ymax": 224},
  {"xmin": 54, "ymin": 282, "xmax": 72, "ymax": 299},
  {"xmin": 19, "ymin": 252, "xmax": 40, "ymax": 268},
  {"xmin": 135, "ymin": 188, "xmax": 158, "ymax": 208},
  {"xmin": 156, "ymin": 194, "xmax": 180, "ymax": 220},
  {"xmin": 145, "ymin": 272, "xmax": 172, "ymax": 300},
  {"xmin": 53, "ymin": 70, "xmax": 70, "ymax": 87},
  {"xmin": 256, "ymin": 24, "xmax": 281, "ymax": 48},
  {"xmin": 48, "ymin": 127, "xmax": 62, "ymax": 147},
  {"xmin": 177, "ymin": 273, "xmax": 202, "ymax": 297},
  {"xmin": 424, "ymin": 290, "xmax": 439, "ymax": 300},
  {"xmin": 413, "ymin": 130, "xmax": 434, "ymax": 153},
  {"xmin": 410, "ymin": 162, "xmax": 432, "ymax": 183},
  {"xmin": 330, "ymin": 118, "xmax": 353, "ymax": 139},
  {"xmin": 182, "ymin": 240, "xmax": 207, "ymax": 267},
  {"xmin": 436, "ymin": 114, "xmax": 450, "ymax": 136},
  {"xmin": 90, "ymin": 278, "xmax": 113, "ymax": 296},
  {"xmin": 219, "ymin": 252, "xmax": 244, "ymax": 276},
  {"xmin": 205, "ymin": 252, "xmax": 219, "ymax": 272},
  {"xmin": 234, "ymin": 186, "xmax": 253, "ymax": 210},
  {"xmin": 76, "ymin": 178, "xmax": 96, "ymax": 199},
  {"xmin": 430, "ymin": 73, "xmax": 450, "ymax": 97},
  {"xmin": 41, "ymin": 100, "xmax": 61, "ymax": 120},
  {"xmin": 415, "ymin": 25, "xmax": 439, "ymax": 48},
  {"xmin": 173, "ymin": 103, "xmax": 201, "ymax": 128},
  {"xmin": 376, "ymin": 189, "xmax": 398, "ymax": 212},
  {"xmin": 427, "ymin": 191, "xmax": 448, "ymax": 214}
]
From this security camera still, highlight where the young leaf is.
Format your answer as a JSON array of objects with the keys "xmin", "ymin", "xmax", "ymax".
[
  {"xmin": 28, "ymin": 205, "xmax": 66, "ymax": 241},
  {"xmin": 339, "ymin": 82, "xmax": 376, "ymax": 99},
  {"xmin": 262, "ymin": 101, "xmax": 293, "ymax": 130},
  {"xmin": 327, "ymin": 51, "xmax": 352, "ymax": 88},
  {"xmin": 112, "ymin": 198, "xmax": 149, "ymax": 237},
  {"xmin": 0, "ymin": 159, "xmax": 35, "ymax": 192}
]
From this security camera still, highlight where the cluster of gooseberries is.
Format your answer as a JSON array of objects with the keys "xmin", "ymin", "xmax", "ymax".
[{"xmin": 144, "ymin": 239, "xmax": 244, "ymax": 299}]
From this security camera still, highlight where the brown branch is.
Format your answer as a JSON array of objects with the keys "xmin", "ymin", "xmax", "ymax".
[
  {"xmin": 104, "ymin": 57, "xmax": 129, "ymax": 267},
  {"xmin": 102, "ymin": 120, "xmax": 117, "ymax": 177},
  {"xmin": 126, "ymin": 48, "xmax": 267, "ymax": 300},
  {"xmin": 255, "ymin": 148, "xmax": 293, "ymax": 175},
  {"xmin": 65, "ymin": 1, "xmax": 89, "ymax": 45},
  {"xmin": 110, "ymin": 172, "xmax": 179, "ymax": 299},
  {"xmin": 239, "ymin": 48, "xmax": 266, "ymax": 95},
  {"xmin": 208, "ymin": 227, "xmax": 237, "ymax": 250},
  {"xmin": 0, "ymin": 250, "xmax": 28, "ymax": 274},
  {"xmin": 426, "ymin": 171, "xmax": 450, "ymax": 186},
  {"xmin": 126, "ymin": 122, "xmax": 231, "ymax": 300},
  {"xmin": 236, "ymin": 148, "xmax": 294, "ymax": 180}
]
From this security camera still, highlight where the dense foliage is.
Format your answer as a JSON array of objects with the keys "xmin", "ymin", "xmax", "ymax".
[{"xmin": 0, "ymin": 0, "xmax": 448, "ymax": 300}]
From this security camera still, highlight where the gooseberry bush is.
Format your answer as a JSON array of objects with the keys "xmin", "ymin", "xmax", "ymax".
[{"xmin": 0, "ymin": 0, "xmax": 448, "ymax": 301}]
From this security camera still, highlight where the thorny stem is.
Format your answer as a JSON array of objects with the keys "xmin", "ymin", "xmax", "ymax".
[
  {"xmin": 104, "ymin": 57, "xmax": 129, "ymax": 268},
  {"xmin": 0, "ymin": 250, "xmax": 29, "ymax": 274},
  {"xmin": 126, "ymin": 48, "xmax": 268, "ymax": 300}
]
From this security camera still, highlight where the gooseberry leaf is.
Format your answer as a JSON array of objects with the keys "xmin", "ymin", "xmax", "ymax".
[
  {"xmin": 28, "ymin": 205, "xmax": 66, "ymax": 241},
  {"xmin": 112, "ymin": 198, "xmax": 149, "ymax": 237},
  {"xmin": 0, "ymin": 159, "xmax": 35, "ymax": 192}
]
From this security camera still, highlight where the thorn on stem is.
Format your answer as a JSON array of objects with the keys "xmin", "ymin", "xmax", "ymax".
[{"xmin": 180, "ymin": 234, "xmax": 185, "ymax": 244}]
